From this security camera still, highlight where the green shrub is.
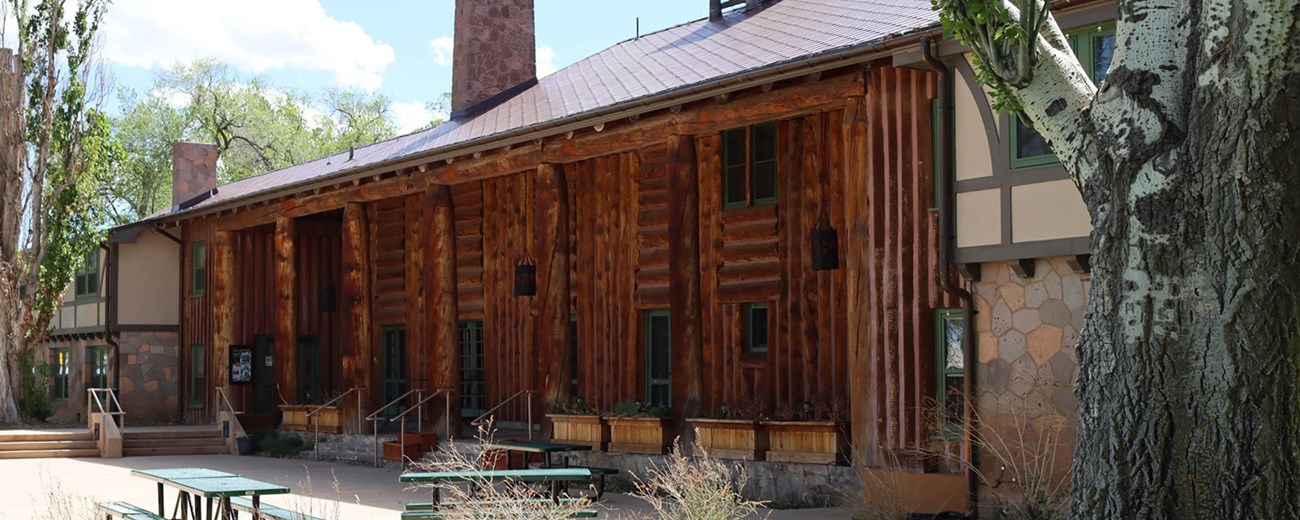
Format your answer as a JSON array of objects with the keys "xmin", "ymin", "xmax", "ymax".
[
  {"xmin": 249, "ymin": 429, "xmax": 311, "ymax": 458},
  {"xmin": 18, "ymin": 350, "xmax": 54, "ymax": 421}
]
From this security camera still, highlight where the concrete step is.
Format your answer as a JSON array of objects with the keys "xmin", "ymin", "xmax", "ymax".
[
  {"xmin": 0, "ymin": 440, "xmax": 97, "ymax": 451},
  {"xmin": 0, "ymin": 448, "xmax": 99, "ymax": 459},
  {"xmin": 124, "ymin": 429, "xmax": 223, "ymax": 440},
  {"xmin": 0, "ymin": 431, "xmax": 91, "ymax": 443},
  {"xmin": 124, "ymin": 445, "xmax": 230, "ymax": 457},
  {"xmin": 123, "ymin": 437, "xmax": 226, "ymax": 449}
]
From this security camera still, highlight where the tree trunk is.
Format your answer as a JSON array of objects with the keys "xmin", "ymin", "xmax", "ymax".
[
  {"xmin": 1004, "ymin": 1, "xmax": 1300, "ymax": 516},
  {"xmin": 0, "ymin": 48, "xmax": 23, "ymax": 423}
]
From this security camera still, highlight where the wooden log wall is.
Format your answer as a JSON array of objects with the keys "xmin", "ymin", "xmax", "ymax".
[
  {"xmin": 182, "ymin": 217, "xmax": 216, "ymax": 422},
  {"xmin": 481, "ymin": 173, "xmax": 535, "ymax": 422},
  {"xmin": 634, "ymin": 145, "xmax": 670, "ymax": 308},
  {"xmin": 569, "ymin": 153, "xmax": 640, "ymax": 409},
  {"xmin": 452, "ymin": 182, "xmax": 485, "ymax": 318},
  {"xmin": 370, "ymin": 198, "xmax": 407, "ymax": 327},
  {"xmin": 293, "ymin": 222, "xmax": 343, "ymax": 397},
  {"xmin": 426, "ymin": 185, "xmax": 461, "ymax": 434},
  {"xmin": 849, "ymin": 63, "xmax": 948, "ymax": 466},
  {"xmin": 274, "ymin": 218, "xmax": 297, "ymax": 404}
]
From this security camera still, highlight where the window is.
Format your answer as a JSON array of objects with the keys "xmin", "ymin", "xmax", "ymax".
[
  {"xmin": 191, "ymin": 241, "xmax": 207, "ymax": 296},
  {"xmin": 744, "ymin": 303, "xmax": 769, "ymax": 354},
  {"xmin": 1011, "ymin": 25, "xmax": 1116, "ymax": 169},
  {"xmin": 50, "ymin": 348, "xmax": 69, "ymax": 401},
  {"xmin": 381, "ymin": 325, "xmax": 407, "ymax": 416},
  {"xmin": 74, "ymin": 251, "xmax": 99, "ymax": 299},
  {"xmin": 87, "ymin": 346, "xmax": 109, "ymax": 390},
  {"xmin": 935, "ymin": 309, "xmax": 965, "ymax": 434},
  {"xmin": 459, "ymin": 321, "xmax": 486, "ymax": 418},
  {"xmin": 189, "ymin": 345, "xmax": 206, "ymax": 409},
  {"xmin": 723, "ymin": 121, "xmax": 778, "ymax": 208},
  {"xmin": 644, "ymin": 310, "xmax": 671, "ymax": 407}
]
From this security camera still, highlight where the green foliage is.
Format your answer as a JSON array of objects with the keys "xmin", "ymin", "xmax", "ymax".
[
  {"xmin": 18, "ymin": 350, "xmax": 53, "ymax": 421},
  {"xmin": 609, "ymin": 399, "xmax": 671, "ymax": 418},
  {"xmin": 931, "ymin": 0, "xmax": 1055, "ymax": 112},
  {"xmin": 554, "ymin": 396, "xmax": 601, "ymax": 415},
  {"xmin": 248, "ymin": 429, "xmax": 312, "ymax": 458}
]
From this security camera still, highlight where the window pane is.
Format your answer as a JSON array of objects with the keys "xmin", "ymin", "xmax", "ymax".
[
  {"xmin": 724, "ymin": 128, "xmax": 749, "ymax": 206},
  {"xmin": 1093, "ymin": 34, "xmax": 1116, "ymax": 83},
  {"xmin": 1015, "ymin": 116, "xmax": 1053, "ymax": 159},
  {"xmin": 190, "ymin": 345, "xmax": 205, "ymax": 408},
  {"xmin": 945, "ymin": 374, "xmax": 965, "ymax": 422},
  {"xmin": 752, "ymin": 161, "xmax": 777, "ymax": 202},
  {"xmin": 725, "ymin": 164, "xmax": 748, "ymax": 205},
  {"xmin": 649, "ymin": 314, "xmax": 670, "ymax": 380},
  {"xmin": 751, "ymin": 122, "xmax": 776, "ymax": 162},
  {"xmin": 748, "ymin": 304, "xmax": 768, "ymax": 353},
  {"xmin": 944, "ymin": 315, "xmax": 964, "ymax": 371}
]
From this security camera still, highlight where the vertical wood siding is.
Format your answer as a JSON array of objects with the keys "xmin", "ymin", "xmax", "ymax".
[
  {"xmin": 294, "ymin": 224, "xmax": 343, "ymax": 396},
  {"xmin": 481, "ymin": 173, "xmax": 535, "ymax": 421}
]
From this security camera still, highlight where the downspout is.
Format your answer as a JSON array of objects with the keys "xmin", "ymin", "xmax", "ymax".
[
  {"xmin": 921, "ymin": 38, "xmax": 979, "ymax": 516},
  {"xmin": 154, "ymin": 224, "xmax": 184, "ymax": 421},
  {"xmin": 100, "ymin": 242, "xmax": 118, "ymax": 404}
]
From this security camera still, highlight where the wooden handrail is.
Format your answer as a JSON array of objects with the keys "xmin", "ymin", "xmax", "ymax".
[{"xmin": 471, "ymin": 389, "xmax": 536, "ymax": 441}]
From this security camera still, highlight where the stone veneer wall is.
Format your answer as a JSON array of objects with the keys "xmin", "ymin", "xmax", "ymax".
[
  {"xmin": 117, "ymin": 331, "xmax": 181, "ymax": 424},
  {"xmin": 40, "ymin": 337, "xmax": 97, "ymax": 423},
  {"xmin": 972, "ymin": 256, "xmax": 1089, "ymax": 509}
]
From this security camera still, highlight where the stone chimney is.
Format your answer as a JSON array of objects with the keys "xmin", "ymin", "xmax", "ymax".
[
  {"xmin": 172, "ymin": 142, "xmax": 217, "ymax": 209},
  {"xmin": 451, "ymin": 0, "xmax": 536, "ymax": 116}
]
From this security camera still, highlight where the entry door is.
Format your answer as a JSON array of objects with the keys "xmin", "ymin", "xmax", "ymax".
[
  {"xmin": 382, "ymin": 326, "xmax": 406, "ymax": 417},
  {"xmin": 645, "ymin": 310, "xmax": 671, "ymax": 407},
  {"xmin": 459, "ymin": 321, "xmax": 486, "ymax": 419},
  {"xmin": 297, "ymin": 336, "xmax": 322, "ymax": 404},
  {"xmin": 252, "ymin": 335, "xmax": 275, "ymax": 414}
]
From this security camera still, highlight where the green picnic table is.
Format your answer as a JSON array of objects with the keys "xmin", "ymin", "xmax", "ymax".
[
  {"xmin": 130, "ymin": 468, "xmax": 289, "ymax": 520},
  {"xmin": 400, "ymin": 468, "xmax": 593, "ymax": 510}
]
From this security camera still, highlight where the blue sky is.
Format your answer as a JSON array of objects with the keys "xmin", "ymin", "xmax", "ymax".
[{"xmin": 99, "ymin": 0, "xmax": 714, "ymax": 132}]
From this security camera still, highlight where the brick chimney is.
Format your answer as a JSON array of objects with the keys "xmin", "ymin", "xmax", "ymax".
[
  {"xmin": 451, "ymin": 0, "xmax": 536, "ymax": 116},
  {"xmin": 172, "ymin": 142, "xmax": 217, "ymax": 209}
]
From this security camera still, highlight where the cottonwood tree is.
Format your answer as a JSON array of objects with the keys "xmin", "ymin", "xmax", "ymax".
[
  {"xmin": 0, "ymin": 0, "xmax": 113, "ymax": 423},
  {"xmin": 933, "ymin": 0, "xmax": 1300, "ymax": 516}
]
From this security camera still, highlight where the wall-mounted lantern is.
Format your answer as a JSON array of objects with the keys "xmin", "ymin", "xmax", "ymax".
[
  {"xmin": 811, "ymin": 209, "xmax": 839, "ymax": 271},
  {"xmin": 514, "ymin": 251, "xmax": 537, "ymax": 297}
]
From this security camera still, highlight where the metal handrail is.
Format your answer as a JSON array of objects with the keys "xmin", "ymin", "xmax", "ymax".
[
  {"xmin": 86, "ymin": 388, "xmax": 125, "ymax": 431},
  {"xmin": 369, "ymin": 389, "xmax": 453, "ymax": 467},
  {"xmin": 215, "ymin": 387, "xmax": 240, "ymax": 415},
  {"xmin": 471, "ymin": 389, "xmax": 536, "ymax": 440},
  {"xmin": 312, "ymin": 387, "xmax": 365, "ymax": 461}
]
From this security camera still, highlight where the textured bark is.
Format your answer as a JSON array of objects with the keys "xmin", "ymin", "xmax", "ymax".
[
  {"xmin": 425, "ymin": 185, "xmax": 460, "ymax": 438},
  {"xmin": 211, "ymin": 230, "xmax": 236, "ymax": 409},
  {"xmin": 994, "ymin": 0, "xmax": 1300, "ymax": 516},
  {"xmin": 667, "ymin": 134, "xmax": 704, "ymax": 425},
  {"xmin": 273, "ymin": 216, "xmax": 297, "ymax": 403},
  {"xmin": 0, "ymin": 49, "xmax": 23, "ymax": 423},
  {"xmin": 341, "ymin": 202, "xmax": 371, "ymax": 414}
]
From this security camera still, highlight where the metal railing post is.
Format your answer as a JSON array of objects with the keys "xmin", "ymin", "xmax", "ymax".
[
  {"xmin": 444, "ymin": 391, "xmax": 452, "ymax": 443},
  {"xmin": 373, "ymin": 417, "xmax": 380, "ymax": 467},
  {"xmin": 527, "ymin": 391, "xmax": 534, "ymax": 441},
  {"xmin": 357, "ymin": 389, "xmax": 364, "ymax": 433}
]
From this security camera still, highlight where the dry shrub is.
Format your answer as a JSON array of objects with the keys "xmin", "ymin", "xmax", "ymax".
[
  {"xmin": 36, "ymin": 469, "xmax": 96, "ymax": 520},
  {"xmin": 282, "ymin": 467, "xmax": 349, "ymax": 520},
  {"xmin": 968, "ymin": 411, "xmax": 1071, "ymax": 520},
  {"xmin": 405, "ymin": 420, "xmax": 595, "ymax": 520},
  {"xmin": 845, "ymin": 461, "xmax": 911, "ymax": 520},
  {"xmin": 630, "ymin": 434, "xmax": 765, "ymax": 520}
]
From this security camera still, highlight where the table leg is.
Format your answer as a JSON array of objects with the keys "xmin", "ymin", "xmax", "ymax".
[
  {"xmin": 179, "ymin": 491, "xmax": 189, "ymax": 520},
  {"xmin": 206, "ymin": 497, "xmax": 214, "ymax": 520},
  {"xmin": 193, "ymin": 495, "xmax": 201, "ymax": 520},
  {"xmin": 157, "ymin": 483, "xmax": 165, "ymax": 516},
  {"xmin": 253, "ymin": 495, "xmax": 261, "ymax": 520}
]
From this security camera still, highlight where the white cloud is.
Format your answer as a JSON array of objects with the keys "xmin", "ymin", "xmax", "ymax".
[
  {"xmin": 391, "ymin": 100, "xmax": 437, "ymax": 134},
  {"xmin": 429, "ymin": 36, "xmax": 454, "ymax": 68},
  {"xmin": 101, "ymin": 0, "xmax": 394, "ymax": 90},
  {"xmin": 537, "ymin": 44, "xmax": 557, "ymax": 77}
]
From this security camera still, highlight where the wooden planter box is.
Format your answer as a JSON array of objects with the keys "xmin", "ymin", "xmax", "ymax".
[
  {"xmin": 280, "ymin": 404, "xmax": 344, "ymax": 433},
  {"xmin": 760, "ymin": 420, "xmax": 849, "ymax": 464},
  {"xmin": 401, "ymin": 432, "xmax": 439, "ymax": 452},
  {"xmin": 688, "ymin": 418, "xmax": 768, "ymax": 460},
  {"xmin": 547, "ymin": 414, "xmax": 609, "ymax": 451},
  {"xmin": 606, "ymin": 416, "xmax": 672, "ymax": 454},
  {"xmin": 382, "ymin": 440, "xmax": 423, "ymax": 462}
]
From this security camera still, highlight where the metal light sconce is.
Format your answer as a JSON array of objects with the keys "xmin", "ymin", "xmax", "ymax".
[
  {"xmin": 811, "ymin": 209, "xmax": 839, "ymax": 271},
  {"xmin": 514, "ymin": 251, "xmax": 537, "ymax": 297}
]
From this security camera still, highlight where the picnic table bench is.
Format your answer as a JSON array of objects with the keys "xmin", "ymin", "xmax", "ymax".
[
  {"xmin": 400, "ymin": 468, "xmax": 596, "ymax": 514},
  {"xmin": 486, "ymin": 440, "xmax": 591, "ymax": 469},
  {"xmin": 229, "ymin": 496, "xmax": 324, "ymax": 520},
  {"xmin": 97, "ymin": 501, "xmax": 166, "ymax": 520}
]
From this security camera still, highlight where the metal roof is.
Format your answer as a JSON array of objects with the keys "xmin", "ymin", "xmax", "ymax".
[{"xmin": 159, "ymin": 0, "xmax": 939, "ymax": 221}]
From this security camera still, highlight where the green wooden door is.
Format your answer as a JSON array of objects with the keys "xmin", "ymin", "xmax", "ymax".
[
  {"xmin": 459, "ymin": 321, "xmax": 485, "ymax": 419},
  {"xmin": 297, "ymin": 336, "xmax": 322, "ymax": 404},
  {"xmin": 252, "ymin": 335, "xmax": 275, "ymax": 414},
  {"xmin": 382, "ymin": 326, "xmax": 406, "ymax": 417}
]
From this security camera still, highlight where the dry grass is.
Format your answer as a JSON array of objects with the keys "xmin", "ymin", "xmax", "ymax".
[
  {"xmin": 630, "ymin": 434, "xmax": 765, "ymax": 520},
  {"xmin": 967, "ymin": 411, "xmax": 1071, "ymax": 520},
  {"xmin": 405, "ymin": 421, "xmax": 595, "ymax": 520},
  {"xmin": 844, "ymin": 463, "xmax": 911, "ymax": 520},
  {"xmin": 35, "ymin": 469, "xmax": 96, "ymax": 520}
]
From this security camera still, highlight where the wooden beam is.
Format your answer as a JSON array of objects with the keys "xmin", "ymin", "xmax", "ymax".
[
  {"xmin": 211, "ymin": 230, "xmax": 236, "ymax": 412},
  {"xmin": 667, "ymin": 134, "xmax": 704, "ymax": 426},
  {"xmin": 425, "ymin": 185, "xmax": 461, "ymax": 438},
  {"xmin": 534, "ymin": 163, "xmax": 572, "ymax": 435},
  {"xmin": 842, "ymin": 95, "xmax": 874, "ymax": 468},
  {"xmin": 341, "ymin": 202, "xmax": 372, "ymax": 424},
  {"xmin": 274, "ymin": 216, "xmax": 297, "ymax": 404},
  {"xmin": 405, "ymin": 194, "xmax": 426, "ymax": 407}
]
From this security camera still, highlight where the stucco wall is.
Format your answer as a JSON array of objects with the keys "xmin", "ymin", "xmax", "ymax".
[{"xmin": 117, "ymin": 230, "xmax": 181, "ymax": 325}]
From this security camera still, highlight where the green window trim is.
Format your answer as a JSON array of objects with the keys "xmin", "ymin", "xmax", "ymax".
[
  {"xmin": 191, "ymin": 241, "xmax": 207, "ymax": 297},
  {"xmin": 935, "ymin": 308, "xmax": 965, "ymax": 438},
  {"xmin": 722, "ymin": 122, "xmax": 779, "ymax": 209},
  {"xmin": 189, "ymin": 344, "xmax": 206, "ymax": 409},
  {"xmin": 50, "ymin": 348, "xmax": 70, "ymax": 401},
  {"xmin": 1010, "ymin": 24, "xmax": 1116, "ymax": 170},
  {"xmin": 87, "ymin": 345, "xmax": 110, "ymax": 390},
  {"xmin": 744, "ymin": 302, "xmax": 769, "ymax": 354},
  {"xmin": 74, "ymin": 251, "xmax": 100, "ymax": 299}
]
